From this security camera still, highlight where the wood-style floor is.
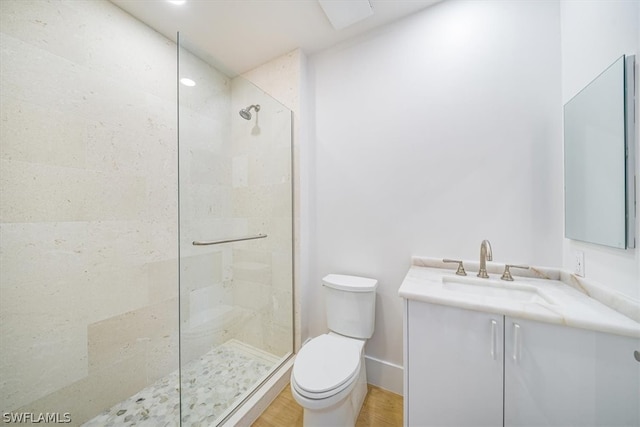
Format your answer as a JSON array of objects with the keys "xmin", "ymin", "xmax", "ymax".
[{"xmin": 252, "ymin": 383, "xmax": 403, "ymax": 427}]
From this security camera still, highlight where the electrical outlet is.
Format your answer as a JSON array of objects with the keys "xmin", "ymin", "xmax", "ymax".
[{"xmin": 573, "ymin": 251, "xmax": 585, "ymax": 277}]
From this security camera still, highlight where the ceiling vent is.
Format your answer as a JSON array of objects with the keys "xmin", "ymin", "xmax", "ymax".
[{"xmin": 318, "ymin": 0, "xmax": 374, "ymax": 30}]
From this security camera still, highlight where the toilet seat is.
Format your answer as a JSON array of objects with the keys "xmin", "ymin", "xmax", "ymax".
[{"xmin": 292, "ymin": 334, "xmax": 361, "ymax": 399}]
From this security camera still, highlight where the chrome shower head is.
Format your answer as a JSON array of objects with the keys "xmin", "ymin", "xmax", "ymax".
[{"xmin": 239, "ymin": 104, "xmax": 260, "ymax": 120}]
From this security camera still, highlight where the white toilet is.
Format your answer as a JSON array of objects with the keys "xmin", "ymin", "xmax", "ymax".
[{"xmin": 291, "ymin": 274, "xmax": 377, "ymax": 427}]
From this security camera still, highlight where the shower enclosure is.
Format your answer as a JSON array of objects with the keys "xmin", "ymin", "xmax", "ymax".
[
  {"xmin": 177, "ymin": 35, "xmax": 294, "ymax": 425},
  {"xmin": 0, "ymin": 1, "xmax": 293, "ymax": 425}
]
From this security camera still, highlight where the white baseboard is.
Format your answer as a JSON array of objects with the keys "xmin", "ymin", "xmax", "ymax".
[{"xmin": 364, "ymin": 355, "xmax": 404, "ymax": 396}]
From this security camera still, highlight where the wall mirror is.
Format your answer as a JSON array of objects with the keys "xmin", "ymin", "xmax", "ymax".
[{"xmin": 564, "ymin": 54, "xmax": 636, "ymax": 249}]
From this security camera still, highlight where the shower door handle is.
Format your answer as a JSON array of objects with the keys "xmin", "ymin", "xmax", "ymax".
[{"xmin": 192, "ymin": 233, "xmax": 267, "ymax": 246}]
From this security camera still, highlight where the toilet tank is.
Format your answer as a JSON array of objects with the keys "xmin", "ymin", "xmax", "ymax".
[{"xmin": 322, "ymin": 274, "xmax": 377, "ymax": 339}]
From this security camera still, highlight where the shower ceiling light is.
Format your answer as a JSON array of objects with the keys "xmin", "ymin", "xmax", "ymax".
[
  {"xmin": 167, "ymin": 0, "xmax": 186, "ymax": 5},
  {"xmin": 180, "ymin": 78, "xmax": 196, "ymax": 87},
  {"xmin": 318, "ymin": 0, "xmax": 373, "ymax": 30}
]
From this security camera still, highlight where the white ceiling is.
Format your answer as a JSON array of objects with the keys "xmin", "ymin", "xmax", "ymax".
[{"xmin": 110, "ymin": 0, "xmax": 442, "ymax": 74}]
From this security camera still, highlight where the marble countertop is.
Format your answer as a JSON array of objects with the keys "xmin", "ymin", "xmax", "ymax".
[{"xmin": 399, "ymin": 257, "xmax": 640, "ymax": 339}]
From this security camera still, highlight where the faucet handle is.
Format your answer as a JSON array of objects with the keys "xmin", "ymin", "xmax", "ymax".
[
  {"xmin": 501, "ymin": 264, "xmax": 530, "ymax": 281},
  {"xmin": 443, "ymin": 259, "xmax": 467, "ymax": 276}
]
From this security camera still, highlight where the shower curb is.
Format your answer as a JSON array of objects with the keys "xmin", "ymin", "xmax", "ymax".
[{"xmin": 223, "ymin": 356, "xmax": 294, "ymax": 426}]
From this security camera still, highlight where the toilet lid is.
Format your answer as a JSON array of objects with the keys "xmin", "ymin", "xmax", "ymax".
[{"xmin": 293, "ymin": 335, "xmax": 361, "ymax": 394}]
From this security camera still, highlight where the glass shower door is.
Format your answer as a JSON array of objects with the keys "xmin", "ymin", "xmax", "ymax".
[{"xmin": 177, "ymin": 35, "xmax": 293, "ymax": 426}]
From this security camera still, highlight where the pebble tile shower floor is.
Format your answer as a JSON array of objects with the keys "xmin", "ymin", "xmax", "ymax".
[{"xmin": 83, "ymin": 340, "xmax": 278, "ymax": 427}]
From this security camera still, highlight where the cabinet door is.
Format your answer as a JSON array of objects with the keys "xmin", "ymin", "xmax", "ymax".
[
  {"xmin": 406, "ymin": 300, "xmax": 504, "ymax": 426},
  {"xmin": 504, "ymin": 317, "xmax": 640, "ymax": 426}
]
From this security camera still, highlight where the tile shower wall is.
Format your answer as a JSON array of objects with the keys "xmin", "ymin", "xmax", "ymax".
[
  {"xmin": 0, "ymin": 0, "xmax": 178, "ymax": 422},
  {"xmin": 177, "ymin": 43, "xmax": 239, "ymax": 366},
  {"xmin": 178, "ymin": 48, "xmax": 295, "ymax": 364},
  {"xmin": 227, "ymin": 76, "xmax": 293, "ymax": 358},
  {"xmin": 242, "ymin": 49, "xmax": 305, "ymax": 353},
  {"xmin": 0, "ymin": 0, "xmax": 296, "ymax": 423}
]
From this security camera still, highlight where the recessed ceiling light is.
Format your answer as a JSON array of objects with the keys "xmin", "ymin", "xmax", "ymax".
[
  {"xmin": 180, "ymin": 78, "xmax": 196, "ymax": 87},
  {"xmin": 167, "ymin": 0, "xmax": 186, "ymax": 5}
]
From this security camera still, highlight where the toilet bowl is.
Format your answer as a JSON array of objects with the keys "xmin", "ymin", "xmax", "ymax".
[
  {"xmin": 290, "ymin": 274, "xmax": 377, "ymax": 427},
  {"xmin": 291, "ymin": 333, "xmax": 368, "ymax": 426}
]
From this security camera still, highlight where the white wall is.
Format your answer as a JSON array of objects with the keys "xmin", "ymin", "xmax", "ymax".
[
  {"xmin": 561, "ymin": 0, "xmax": 640, "ymax": 300},
  {"xmin": 306, "ymin": 0, "xmax": 563, "ymax": 391}
]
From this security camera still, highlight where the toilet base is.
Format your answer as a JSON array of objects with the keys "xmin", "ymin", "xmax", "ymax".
[{"xmin": 301, "ymin": 362, "xmax": 368, "ymax": 427}]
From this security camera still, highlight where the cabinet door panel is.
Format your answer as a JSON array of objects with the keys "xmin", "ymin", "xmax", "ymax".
[
  {"xmin": 406, "ymin": 300, "xmax": 503, "ymax": 427},
  {"xmin": 505, "ymin": 317, "xmax": 640, "ymax": 426}
]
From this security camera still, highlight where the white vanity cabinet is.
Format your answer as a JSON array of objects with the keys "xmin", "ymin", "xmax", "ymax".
[
  {"xmin": 504, "ymin": 317, "xmax": 640, "ymax": 426},
  {"xmin": 405, "ymin": 300, "xmax": 504, "ymax": 426},
  {"xmin": 404, "ymin": 300, "xmax": 640, "ymax": 427}
]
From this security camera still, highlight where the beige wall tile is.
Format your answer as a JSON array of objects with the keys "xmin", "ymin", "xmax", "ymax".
[
  {"xmin": 1, "ymin": 0, "xmax": 301, "ymax": 418},
  {"xmin": 0, "ymin": 310, "xmax": 88, "ymax": 412},
  {"xmin": 0, "ymin": 159, "xmax": 147, "ymax": 223},
  {"xmin": 87, "ymin": 298, "xmax": 178, "ymax": 376},
  {"xmin": 0, "ymin": 0, "xmax": 180, "ymax": 416},
  {"xmin": 272, "ymin": 251, "xmax": 294, "ymax": 291},
  {"xmin": 84, "ymin": 265, "xmax": 150, "ymax": 324},
  {"xmin": 71, "ymin": 1, "xmax": 176, "ymax": 102},
  {"xmin": 234, "ymin": 310, "xmax": 264, "ymax": 351},
  {"xmin": 180, "ymin": 305, "xmax": 248, "ymax": 364},
  {"xmin": 229, "ymin": 56, "xmax": 297, "ymax": 357},
  {"xmin": 180, "ymin": 252, "xmax": 224, "ymax": 292},
  {"xmin": 147, "ymin": 259, "xmax": 178, "ymax": 304},
  {"xmin": 0, "ymin": 96, "xmax": 87, "ymax": 168},
  {"xmin": 263, "ymin": 323, "xmax": 293, "ymax": 357},
  {"xmin": 241, "ymin": 49, "xmax": 302, "ymax": 114},
  {"xmin": 0, "ymin": 0, "xmax": 88, "ymax": 67},
  {"xmin": 0, "ymin": 222, "xmax": 89, "ymax": 286},
  {"xmin": 17, "ymin": 351, "xmax": 155, "ymax": 426},
  {"xmin": 271, "ymin": 288, "xmax": 294, "ymax": 329},
  {"xmin": 233, "ymin": 259, "xmax": 271, "ymax": 285},
  {"xmin": 233, "ymin": 280, "xmax": 271, "ymax": 311}
]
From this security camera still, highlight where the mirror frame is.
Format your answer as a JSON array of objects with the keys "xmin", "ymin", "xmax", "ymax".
[
  {"xmin": 624, "ymin": 55, "xmax": 636, "ymax": 248},
  {"xmin": 563, "ymin": 54, "xmax": 636, "ymax": 249}
]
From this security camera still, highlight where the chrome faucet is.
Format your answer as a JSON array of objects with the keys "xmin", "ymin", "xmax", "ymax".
[{"xmin": 478, "ymin": 240, "xmax": 493, "ymax": 278}]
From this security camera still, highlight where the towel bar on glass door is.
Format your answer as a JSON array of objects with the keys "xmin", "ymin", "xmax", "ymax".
[{"xmin": 192, "ymin": 234, "xmax": 267, "ymax": 246}]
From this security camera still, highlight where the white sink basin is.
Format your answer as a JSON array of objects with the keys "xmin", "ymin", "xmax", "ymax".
[{"xmin": 442, "ymin": 275, "xmax": 555, "ymax": 305}]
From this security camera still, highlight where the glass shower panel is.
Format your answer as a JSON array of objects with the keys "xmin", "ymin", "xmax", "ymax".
[{"xmin": 177, "ymin": 35, "xmax": 293, "ymax": 426}]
